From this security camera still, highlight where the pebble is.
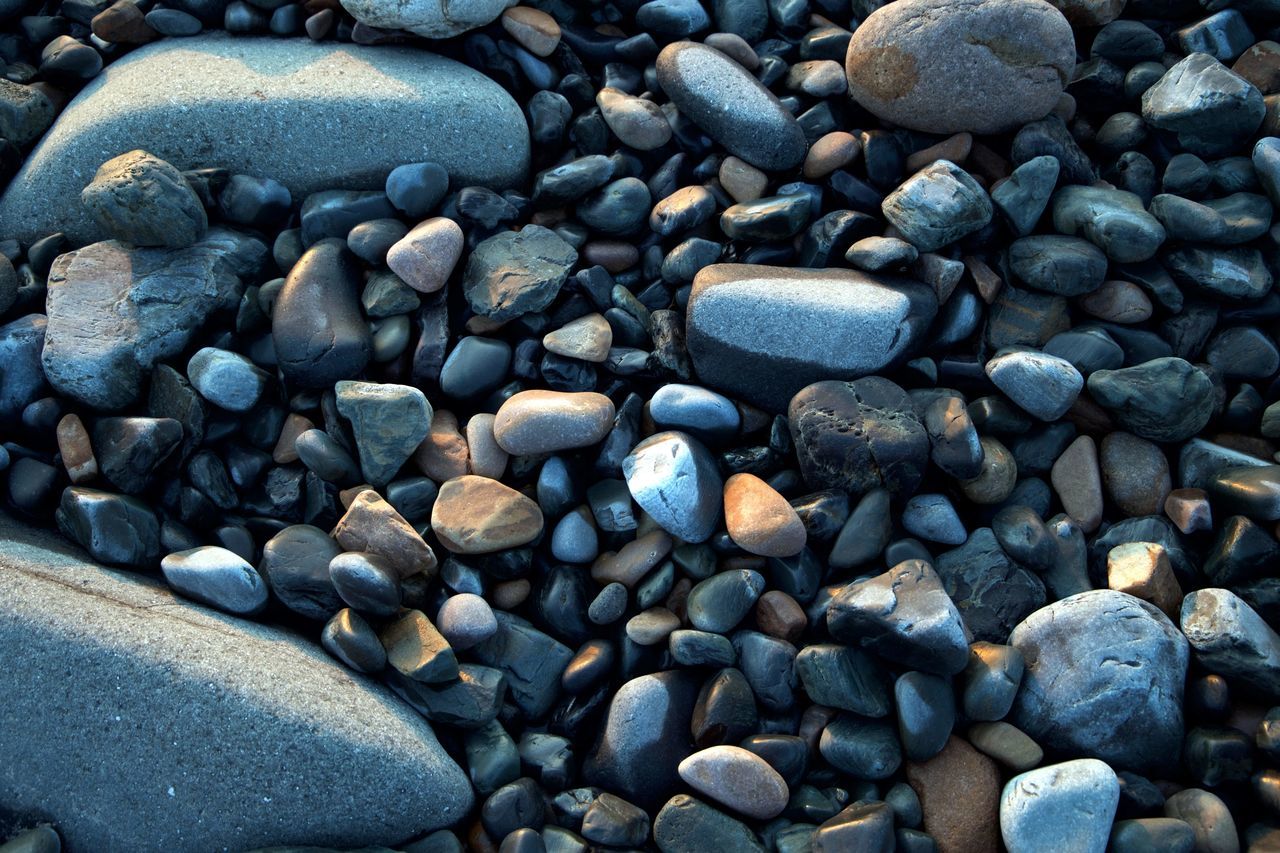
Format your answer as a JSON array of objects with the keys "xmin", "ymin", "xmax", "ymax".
[
  {"xmin": 964, "ymin": 642, "xmax": 1025, "ymax": 722},
  {"xmin": 431, "ymin": 475, "xmax": 544, "ymax": 555},
  {"xmin": 1087, "ymin": 358, "xmax": 1215, "ymax": 443},
  {"xmin": 332, "ymin": 489, "xmax": 437, "ymax": 579},
  {"xmin": 542, "ymin": 313, "xmax": 612, "ymax": 363},
  {"xmin": 1182, "ymin": 588, "xmax": 1280, "ymax": 698},
  {"xmin": 1111, "ymin": 818, "xmax": 1196, "ymax": 853},
  {"xmin": 56, "ymin": 413, "xmax": 97, "ymax": 485},
  {"xmin": 463, "ymin": 225, "xmax": 578, "ymax": 321},
  {"xmin": 1166, "ymin": 488, "xmax": 1213, "ymax": 535},
  {"xmin": 905, "ymin": 736, "xmax": 1002, "ymax": 853},
  {"xmin": 80, "ymin": 149, "xmax": 206, "ymax": 247},
  {"xmin": 959, "ymin": 436, "xmax": 1018, "ymax": 505},
  {"xmin": 686, "ymin": 569, "xmax": 764, "ymax": 634},
  {"xmin": 186, "ymin": 347, "xmax": 268, "ymax": 413},
  {"xmin": 677, "ymin": 745, "xmax": 789, "ymax": 820},
  {"xmin": 723, "ymin": 473, "xmax": 806, "ymax": 557},
  {"xmin": 1107, "ymin": 542, "xmax": 1183, "ymax": 619},
  {"xmin": 1051, "ymin": 435, "xmax": 1104, "ymax": 533},
  {"xmin": 596, "ymin": 87, "xmax": 671, "ymax": 151},
  {"xmin": 882, "ymin": 160, "xmax": 993, "ymax": 253},
  {"xmin": 92, "ymin": 416, "xmax": 182, "ymax": 495},
  {"xmin": 655, "ymin": 41, "xmax": 807, "ymax": 171},
  {"xmin": 622, "ymin": 431, "xmax": 722, "ymax": 543},
  {"xmin": 986, "ymin": 349, "xmax": 1083, "ymax": 421},
  {"xmin": 380, "ymin": 609, "xmax": 458, "ymax": 684},
  {"xmin": 819, "ymin": 715, "xmax": 901, "ymax": 779},
  {"xmin": 493, "ymin": 390, "xmax": 615, "ymax": 455},
  {"xmin": 385, "ymin": 162, "xmax": 449, "ymax": 220},
  {"xmin": 465, "ymin": 414, "xmax": 507, "ymax": 480},
  {"xmin": 803, "ymin": 131, "xmax": 860, "ymax": 180},
  {"xmin": 435, "ymin": 593, "xmax": 498, "ymax": 652},
  {"xmin": 992, "ymin": 155, "xmax": 1061, "ymax": 236},
  {"xmin": 844, "ymin": 0, "xmax": 1075, "ymax": 134},
  {"xmin": 339, "ymin": 0, "xmax": 509, "ymax": 37},
  {"xmin": 718, "ymin": 157, "xmax": 768, "ymax": 203},
  {"xmin": 1010, "ymin": 590, "xmax": 1189, "ymax": 774},
  {"xmin": 935, "ymin": 527, "xmax": 1047, "ymax": 643},
  {"xmin": 827, "ymin": 559, "xmax": 971, "ymax": 676},
  {"xmin": 625, "ymin": 607, "xmax": 681, "ymax": 645},
  {"xmin": 652, "ymin": 794, "xmax": 765, "ymax": 853},
  {"xmin": 1008, "ymin": 235, "xmax": 1108, "ymax": 296},
  {"xmin": 1052, "ymin": 185, "xmax": 1167, "ymax": 263},
  {"xmin": 160, "ymin": 546, "xmax": 268, "ymax": 616},
  {"xmin": 970, "ymin": 721, "xmax": 1043, "ymax": 771},
  {"xmin": 273, "ymin": 238, "xmax": 371, "ymax": 389},
  {"xmin": 335, "ymin": 381, "xmax": 431, "ymax": 487},
  {"xmin": 329, "ymin": 551, "xmax": 402, "ymax": 617},
  {"xmin": 1000, "ymin": 759, "xmax": 1120, "ymax": 853},
  {"xmin": 1142, "ymin": 53, "xmax": 1264, "ymax": 156},
  {"xmin": 1163, "ymin": 789, "xmax": 1240, "ymax": 853},
  {"xmin": 386, "ymin": 217, "xmax": 463, "ymax": 294},
  {"xmin": 55, "ymin": 486, "xmax": 160, "ymax": 569},
  {"xmin": 1209, "ymin": 465, "xmax": 1280, "ymax": 522},
  {"xmin": 501, "ymin": 7, "xmax": 560, "ymax": 57},
  {"xmin": 259, "ymin": 524, "xmax": 343, "ymax": 621},
  {"xmin": 895, "ymin": 671, "xmax": 956, "ymax": 762},
  {"xmin": 901, "ymin": 494, "xmax": 966, "ymax": 545},
  {"xmin": 845, "ymin": 236, "xmax": 917, "ymax": 272}
]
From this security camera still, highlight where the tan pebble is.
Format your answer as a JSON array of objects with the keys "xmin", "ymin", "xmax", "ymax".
[
  {"xmin": 1233, "ymin": 40, "xmax": 1280, "ymax": 95},
  {"xmin": 592, "ymin": 529, "xmax": 673, "ymax": 587},
  {"xmin": 492, "ymin": 578, "xmax": 531, "ymax": 610},
  {"xmin": 431, "ymin": 475, "xmax": 543, "ymax": 554},
  {"xmin": 465, "ymin": 413, "xmax": 508, "ymax": 480},
  {"xmin": 501, "ymin": 6, "xmax": 561, "ymax": 56},
  {"xmin": 493, "ymin": 389, "xmax": 616, "ymax": 455},
  {"xmin": 1051, "ymin": 435, "xmax": 1103, "ymax": 533},
  {"xmin": 543, "ymin": 312, "xmax": 613, "ymax": 363},
  {"xmin": 803, "ymin": 131, "xmax": 860, "ymax": 180},
  {"xmin": 386, "ymin": 217, "xmax": 463, "ymax": 294},
  {"xmin": 339, "ymin": 483, "xmax": 372, "ymax": 508},
  {"xmin": 1107, "ymin": 541, "xmax": 1183, "ymax": 618},
  {"xmin": 414, "ymin": 410, "xmax": 469, "ymax": 481},
  {"xmin": 719, "ymin": 156, "xmax": 768, "ymax": 203},
  {"xmin": 703, "ymin": 32, "xmax": 759, "ymax": 70},
  {"xmin": 56, "ymin": 413, "xmax": 97, "ymax": 484},
  {"xmin": 1078, "ymin": 279, "xmax": 1152, "ymax": 324},
  {"xmin": 960, "ymin": 437, "xmax": 1017, "ymax": 505},
  {"xmin": 332, "ymin": 489, "xmax": 436, "ymax": 578},
  {"xmin": 964, "ymin": 256, "xmax": 1003, "ymax": 304},
  {"xmin": 905, "ymin": 132, "xmax": 973, "ymax": 174},
  {"xmin": 1165, "ymin": 487, "xmax": 1212, "ymax": 535},
  {"xmin": 272, "ymin": 412, "xmax": 314, "ymax": 464},
  {"xmin": 723, "ymin": 472, "xmax": 807, "ymax": 557},
  {"xmin": 967, "ymin": 721, "xmax": 1043, "ymax": 772}
]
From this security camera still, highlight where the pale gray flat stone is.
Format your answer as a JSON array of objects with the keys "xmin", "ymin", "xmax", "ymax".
[
  {"xmin": 0, "ymin": 512, "xmax": 472, "ymax": 851},
  {"xmin": 0, "ymin": 34, "xmax": 529, "ymax": 245}
]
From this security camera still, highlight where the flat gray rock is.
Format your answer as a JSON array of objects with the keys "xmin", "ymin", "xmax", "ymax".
[
  {"xmin": 686, "ymin": 264, "xmax": 937, "ymax": 411},
  {"xmin": 0, "ymin": 512, "xmax": 472, "ymax": 851},
  {"xmin": 0, "ymin": 35, "xmax": 529, "ymax": 245}
]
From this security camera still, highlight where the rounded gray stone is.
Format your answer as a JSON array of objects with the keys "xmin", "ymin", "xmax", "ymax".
[
  {"xmin": 0, "ymin": 35, "xmax": 529, "ymax": 245},
  {"xmin": 1000, "ymin": 759, "xmax": 1120, "ymax": 853},
  {"xmin": 622, "ymin": 430, "xmax": 723, "ymax": 544},
  {"xmin": 0, "ymin": 512, "xmax": 472, "ymax": 851}
]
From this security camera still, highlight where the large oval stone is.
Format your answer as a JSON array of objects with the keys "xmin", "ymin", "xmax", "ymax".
[
  {"xmin": 0, "ymin": 512, "xmax": 472, "ymax": 850},
  {"xmin": 686, "ymin": 264, "xmax": 936, "ymax": 411},
  {"xmin": 0, "ymin": 34, "xmax": 529, "ymax": 245},
  {"xmin": 1009, "ymin": 589, "xmax": 1189, "ymax": 774},
  {"xmin": 844, "ymin": 0, "xmax": 1075, "ymax": 135}
]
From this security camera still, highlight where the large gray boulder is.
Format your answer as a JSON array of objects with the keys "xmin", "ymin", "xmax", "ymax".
[
  {"xmin": 0, "ymin": 512, "xmax": 473, "ymax": 851},
  {"xmin": 0, "ymin": 35, "xmax": 529, "ymax": 245},
  {"xmin": 686, "ymin": 264, "xmax": 937, "ymax": 411}
]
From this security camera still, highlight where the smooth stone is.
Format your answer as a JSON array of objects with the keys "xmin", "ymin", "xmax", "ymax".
[
  {"xmin": 431, "ymin": 475, "xmax": 543, "ymax": 555},
  {"xmin": 1164, "ymin": 246, "xmax": 1272, "ymax": 300},
  {"xmin": 656, "ymin": 41, "xmax": 806, "ymax": 171},
  {"xmin": 901, "ymin": 494, "xmax": 966, "ymax": 545},
  {"xmin": 0, "ymin": 80, "xmax": 55, "ymax": 147},
  {"xmin": 493, "ymin": 390, "xmax": 615, "ymax": 455},
  {"xmin": 0, "ymin": 315, "xmax": 46, "ymax": 424},
  {"xmin": 795, "ymin": 644, "xmax": 892, "ymax": 717},
  {"xmin": 1007, "ymin": 235, "xmax": 1108, "ymax": 296},
  {"xmin": 1000, "ymin": 759, "xmax": 1120, "ymax": 853},
  {"xmin": 543, "ymin": 313, "xmax": 612, "ymax": 363},
  {"xmin": 882, "ymin": 160, "xmax": 993, "ymax": 253},
  {"xmin": 1051, "ymin": 435, "xmax": 1104, "ymax": 533},
  {"xmin": 827, "ymin": 559, "xmax": 971, "ymax": 676},
  {"xmin": 622, "ymin": 431, "xmax": 723, "ymax": 543},
  {"xmin": 686, "ymin": 264, "xmax": 937, "ymax": 411},
  {"xmin": 1163, "ymin": 789, "xmax": 1240, "ymax": 853},
  {"xmin": 652, "ymin": 795, "xmax": 766, "ymax": 853},
  {"xmin": 0, "ymin": 35, "xmax": 529, "ymax": 244},
  {"xmin": 80, "ymin": 149, "xmax": 207, "ymax": 248},
  {"xmin": 1141, "ymin": 52, "xmax": 1264, "ymax": 157},
  {"xmin": 186, "ymin": 347, "xmax": 268, "ymax": 413},
  {"xmin": 466, "ymin": 611, "xmax": 568, "ymax": 720},
  {"xmin": 844, "ymin": 0, "xmax": 1075, "ymax": 134},
  {"xmin": 896, "ymin": 671, "xmax": 956, "ymax": 762},
  {"xmin": 462, "ymin": 225, "xmax": 578, "ymax": 321},
  {"xmin": 964, "ymin": 643, "xmax": 1025, "ymax": 721},
  {"xmin": 597, "ymin": 87, "xmax": 671, "ymax": 151},
  {"xmin": 723, "ymin": 474, "xmax": 806, "ymax": 557},
  {"xmin": 686, "ymin": 569, "xmax": 764, "ymax": 634},
  {"xmin": 677, "ymin": 745, "xmax": 789, "ymax": 820},
  {"xmin": 923, "ymin": 395, "xmax": 984, "ymax": 480},
  {"xmin": 55, "ymin": 486, "xmax": 160, "ymax": 569},
  {"xmin": 1208, "ymin": 465, "xmax": 1280, "ymax": 522},
  {"xmin": 338, "ymin": 0, "xmax": 511, "ymax": 36},
  {"xmin": 43, "ymin": 231, "xmax": 265, "ymax": 411},
  {"xmin": 218, "ymin": 174, "xmax": 291, "ymax": 228},
  {"xmin": 986, "ymin": 349, "xmax": 1083, "ymax": 421},
  {"xmin": 386, "ymin": 217, "xmax": 464, "ymax": 295},
  {"xmin": 1087, "ymin": 358, "xmax": 1215, "ymax": 443},
  {"xmin": 905, "ymin": 736, "xmax": 1002, "ymax": 853},
  {"xmin": 92, "ymin": 416, "xmax": 182, "ymax": 494},
  {"xmin": 161, "ymin": 546, "xmax": 268, "ymax": 616},
  {"xmin": 335, "ymin": 381, "xmax": 431, "ymax": 487},
  {"xmin": 380, "ymin": 609, "xmax": 458, "ymax": 684},
  {"xmin": 259, "ymin": 524, "xmax": 342, "ymax": 620},
  {"xmin": 1010, "ymin": 590, "xmax": 1189, "ymax": 774},
  {"xmin": 329, "ymin": 551, "xmax": 401, "ymax": 617},
  {"xmin": 1182, "ymin": 588, "xmax": 1280, "ymax": 698},
  {"xmin": 1110, "ymin": 818, "xmax": 1196, "ymax": 853},
  {"xmin": 648, "ymin": 383, "xmax": 740, "ymax": 444},
  {"xmin": 0, "ymin": 513, "xmax": 472, "ymax": 849},
  {"xmin": 332, "ymin": 489, "xmax": 437, "ymax": 579},
  {"xmin": 819, "ymin": 715, "xmax": 902, "ymax": 779},
  {"xmin": 1052, "ymin": 185, "xmax": 1167, "ymax": 263},
  {"xmin": 273, "ymin": 239, "xmax": 371, "ymax": 389},
  {"xmin": 969, "ymin": 721, "xmax": 1043, "ymax": 771}
]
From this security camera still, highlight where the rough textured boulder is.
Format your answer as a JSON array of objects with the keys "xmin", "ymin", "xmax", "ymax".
[
  {"xmin": 0, "ymin": 35, "xmax": 529, "ymax": 244},
  {"xmin": 0, "ymin": 512, "xmax": 473, "ymax": 851}
]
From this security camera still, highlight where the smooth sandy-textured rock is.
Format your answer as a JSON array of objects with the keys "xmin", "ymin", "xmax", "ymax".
[
  {"xmin": 686, "ymin": 264, "xmax": 937, "ymax": 411},
  {"xmin": 0, "ymin": 512, "xmax": 471, "ymax": 852},
  {"xmin": 0, "ymin": 35, "xmax": 529, "ymax": 245},
  {"xmin": 340, "ymin": 0, "xmax": 513, "ymax": 38},
  {"xmin": 844, "ymin": 0, "xmax": 1075, "ymax": 135}
]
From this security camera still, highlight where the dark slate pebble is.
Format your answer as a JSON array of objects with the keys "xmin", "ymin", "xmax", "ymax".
[
  {"xmin": 92, "ymin": 416, "xmax": 182, "ymax": 494},
  {"xmin": 298, "ymin": 189, "xmax": 394, "ymax": 246},
  {"xmin": 463, "ymin": 226, "xmax": 579, "ymax": 322},
  {"xmin": 819, "ymin": 715, "xmax": 901, "ymax": 779},
  {"xmin": 218, "ymin": 174, "xmax": 291, "ymax": 229},
  {"xmin": 259, "ymin": 523, "xmax": 343, "ymax": 620},
  {"xmin": 472, "ymin": 612, "xmax": 574, "ymax": 719},
  {"xmin": 895, "ymin": 671, "xmax": 955, "ymax": 762},
  {"xmin": 935, "ymin": 528, "xmax": 1046, "ymax": 644},
  {"xmin": 1008, "ymin": 235, "xmax": 1108, "ymax": 297},
  {"xmin": 386, "ymin": 162, "xmax": 449, "ymax": 220},
  {"xmin": 55, "ymin": 485, "xmax": 160, "ymax": 568},
  {"xmin": 1087, "ymin": 357, "xmax": 1215, "ymax": 443},
  {"xmin": 794, "ymin": 643, "xmax": 891, "ymax": 717},
  {"xmin": 652, "ymin": 794, "xmax": 766, "ymax": 853},
  {"xmin": 720, "ymin": 195, "xmax": 812, "ymax": 241},
  {"xmin": 272, "ymin": 238, "xmax": 372, "ymax": 388},
  {"xmin": 482, "ymin": 777, "xmax": 546, "ymax": 840},
  {"xmin": 923, "ymin": 395, "xmax": 983, "ymax": 480},
  {"xmin": 576, "ymin": 177, "xmax": 651, "ymax": 235},
  {"xmin": 329, "ymin": 551, "xmax": 402, "ymax": 617},
  {"xmin": 321, "ymin": 607, "xmax": 386, "ymax": 673}
]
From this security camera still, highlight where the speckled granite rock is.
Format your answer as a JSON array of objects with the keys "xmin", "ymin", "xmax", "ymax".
[{"xmin": 0, "ymin": 512, "xmax": 472, "ymax": 852}]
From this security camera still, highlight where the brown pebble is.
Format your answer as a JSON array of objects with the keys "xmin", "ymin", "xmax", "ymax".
[
  {"xmin": 339, "ymin": 484, "xmax": 372, "ymax": 508},
  {"xmin": 1078, "ymin": 280, "xmax": 1153, "ymax": 324},
  {"xmin": 703, "ymin": 32, "xmax": 759, "ymax": 70},
  {"xmin": 967, "ymin": 141, "xmax": 1010, "ymax": 184},
  {"xmin": 1100, "ymin": 431, "xmax": 1170, "ymax": 518},
  {"xmin": 431, "ymin": 475, "xmax": 544, "ymax": 554},
  {"xmin": 723, "ymin": 473, "xmax": 807, "ymax": 557},
  {"xmin": 272, "ymin": 413, "xmax": 314, "ymax": 465},
  {"xmin": 964, "ymin": 256, "xmax": 1004, "ymax": 304},
  {"xmin": 1233, "ymin": 40, "xmax": 1280, "ymax": 95},
  {"xmin": 904, "ymin": 133, "xmax": 973, "ymax": 174},
  {"xmin": 666, "ymin": 577, "xmax": 693, "ymax": 622},
  {"xmin": 592, "ymin": 530, "xmax": 673, "ymax": 587},
  {"xmin": 802, "ymin": 131, "xmax": 861, "ymax": 180},
  {"xmin": 582, "ymin": 240, "xmax": 639, "ymax": 272},
  {"xmin": 1051, "ymin": 435, "xmax": 1103, "ymax": 533},
  {"xmin": 1107, "ymin": 541, "xmax": 1183, "ymax": 619},
  {"xmin": 56, "ymin": 413, "xmax": 97, "ymax": 484},
  {"xmin": 414, "ymin": 409, "xmax": 469, "ymax": 481},
  {"xmin": 905, "ymin": 736, "xmax": 1001, "ymax": 853},
  {"xmin": 465, "ymin": 413, "xmax": 508, "ymax": 480},
  {"xmin": 1166, "ymin": 487, "xmax": 1212, "ymax": 535},
  {"xmin": 501, "ymin": 6, "xmax": 561, "ymax": 57},
  {"xmin": 492, "ymin": 578, "xmax": 531, "ymax": 610},
  {"xmin": 719, "ymin": 156, "xmax": 768, "ymax": 203},
  {"xmin": 755, "ymin": 590, "xmax": 806, "ymax": 644},
  {"xmin": 91, "ymin": 0, "xmax": 158, "ymax": 44},
  {"xmin": 959, "ymin": 437, "xmax": 1017, "ymax": 505},
  {"xmin": 1065, "ymin": 395, "xmax": 1113, "ymax": 434},
  {"xmin": 332, "ymin": 489, "xmax": 437, "ymax": 578}
]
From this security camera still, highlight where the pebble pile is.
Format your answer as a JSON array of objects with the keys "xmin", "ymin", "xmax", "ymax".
[{"xmin": 4, "ymin": 0, "xmax": 1280, "ymax": 851}]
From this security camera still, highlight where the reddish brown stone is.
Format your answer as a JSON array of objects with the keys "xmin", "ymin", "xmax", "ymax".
[
  {"xmin": 92, "ymin": 0, "xmax": 158, "ymax": 44},
  {"xmin": 905, "ymin": 736, "xmax": 1001, "ymax": 853}
]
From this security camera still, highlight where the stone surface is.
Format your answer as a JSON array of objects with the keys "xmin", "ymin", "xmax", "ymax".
[
  {"xmin": 622, "ymin": 431, "xmax": 723, "ymax": 543},
  {"xmin": 431, "ymin": 475, "xmax": 544, "ymax": 555},
  {"xmin": 1141, "ymin": 52, "xmax": 1264, "ymax": 157},
  {"xmin": 1010, "ymin": 590, "xmax": 1190, "ymax": 774},
  {"xmin": 493, "ymin": 390, "xmax": 615, "ymax": 455},
  {"xmin": 339, "ymin": 0, "xmax": 513, "ymax": 37},
  {"xmin": 1087, "ymin": 358, "xmax": 1215, "ymax": 443},
  {"xmin": 686, "ymin": 264, "xmax": 937, "ymax": 411},
  {"xmin": 677, "ymin": 745, "xmax": 789, "ymax": 820},
  {"xmin": 335, "ymin": 381, "xmax": 431, "ymax": 487},
  {"xmin": 905, "ymin": 736, "xmax": 1002, "ymax": 853},
  {"xmin": 723, "ymin": 473, "xmax": 806, "ymax": 557},
  {"xmin": 844, "ymin": 0, "xmax": 1075, "ymax": 135},
  {"xmin": 161, "ymin": 545, "xmax": 269, "ymax": 616},
  {"xmin": 882, "ymin": 160, "xmax": 993, "ymax": 253},
  {"xmin": 42, "ymin": 230, "xmax": 266, "ymax": 410},
  {"xmin": 0, "ymin": 35, "xmax": 529, "ymax": 245},
  {"xmin": 1181, "ymin": 588, "xmax": 1280, "ymax": 698},
  {"xmin": 0, "ymin": 512, "xmax": 471, "ymax": 851},
  {"xmin": 80, "ymin": 149, "xmax": 206, "ymax": 248},
  {"xmin": 1000, "ymin": 759, "xmax": 1120, "ymax": 853}
]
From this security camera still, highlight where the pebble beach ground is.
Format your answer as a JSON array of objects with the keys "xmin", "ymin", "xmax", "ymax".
[{"xmin": 1, "ymin": 0, "xmax": 1280, "ymax": 851}]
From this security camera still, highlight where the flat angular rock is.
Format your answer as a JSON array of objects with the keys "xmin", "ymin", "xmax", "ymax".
[
  {"xmin": 687, "ymin": 264, "xmax": 936, "ymax": 411},
  {"xmin": 0, "ymin": 512, "xmax": 472, "ymax": 851},
  {"xmin": 335, "ymin": 381, "xmax": 431, "ymax": 487},
  {"xmin": 0, "ymin": 35, "xmax": 529, "ymax": 245},
  {"xmin": 1141, "ymin": 52, "xmax": 1264, "ymax": 157},
  {"xmin": 1010, "ymin": 590, "xmax": 1189, "ymax": 774},
  {"xmin": 462, "ymin": 225, "xmax": 578, "ymax": 321},
  {"xmin": 42, "ymin": 230, "xmax": 267, "ymax": 410},
  {"xmin": 623, "ymin": 430, "xmax": 723, "ymax": 543},
  {"xmin": 1181, "ymin": 587, "xmax": 1280, "ymax": 698}
]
